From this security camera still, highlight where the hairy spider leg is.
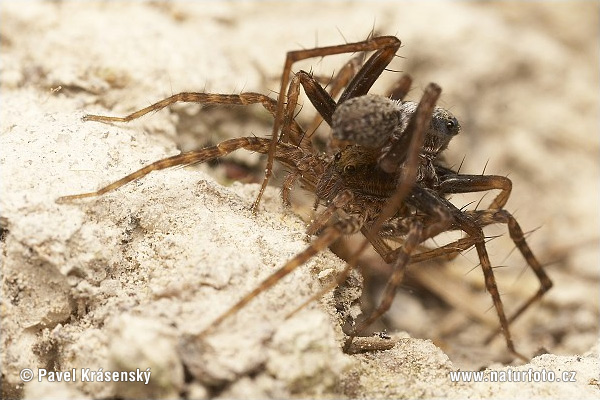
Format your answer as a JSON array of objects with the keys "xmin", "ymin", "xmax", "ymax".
[
  {"xmin": 282, "ymin": 220, "xmax": 466, "ymax": 324},
  {"xmin": 450, "ymin": 203, "xmax": 527, "ymax": 360},
  {"xmin": 256, "ymin": 36, "xmax": 401, "ymax": 212},
  {"xmin": 376, "ymin": 187, "xmax": 529, "ymax": 360},
  {"xmin": 61, "ymin": 83, "xmax": 348, "ymax": 203},
  {"xmin": 411, "ymin": 172, "xmax": 512, "ymax": 264},
  {"xmin": 56, "ymin": 138, "xmax": 305, "ymax": 202},
  {"xmin": 380, "ymin": 203, "xmax": 551, "ymax": 342},
  {"xmin": 410, "ymin": 172, "xmax": 512, "ymax": 263},
  {"xmin": 437, "ymin": 173, "xmax": 552, "ymax": 339},
  {"xmin": 280, "ymin": 152, "xmax": 324, "ymax": 207},
  {"xmin": 304, "ymin": 52, "xmax": 367, "ymax": 144},
  {"xmin": 344, "ymin": 186, "xmax": 453, "ymax": 346},
  {"xmin": 82, "ymin": 92, "xmax": 299, "ymax": 141},
  {"xmin": 284, "ymin": 210, "xmax": 456, "ymax": 323},
  {"xmin": 439, "ymin": 174, "xmax": 513, "ymax": 210},
  {"xmin": 464, "ymin": 209, "xmax": 553, "ymax": 343},
  {"xmin": 273, "ymin": 68, "xmax": 343, "ymax": 204},
  {"xmin": 386, "ymin": 74, "xmax": 413, "ymax": 101},
  {"xmin": 337, "ymin": 39, "xmax": 402, "ymax": 104},
  {"xmin": 283, "ymin": 71, "xmax": 336, "ymax": 147},
  {"xmin": 377, "ymin": 169, "xmax": 527, "ymax": 360}
]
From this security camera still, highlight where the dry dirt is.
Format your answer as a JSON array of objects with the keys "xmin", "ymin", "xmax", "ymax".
[{"xmin": 1, "ymin": 1, "xmax": 599, "ymax": 399}]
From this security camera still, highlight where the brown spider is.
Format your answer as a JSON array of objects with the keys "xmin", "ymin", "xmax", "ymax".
[{"xmin": 57, "ymin": 35, "xmax": 552, "ymax": 360}]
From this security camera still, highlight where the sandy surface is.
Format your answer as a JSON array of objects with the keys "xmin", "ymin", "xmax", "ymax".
[{"xmin": 1, "ymin": 1, "xmax": 598, "ymax": 399}]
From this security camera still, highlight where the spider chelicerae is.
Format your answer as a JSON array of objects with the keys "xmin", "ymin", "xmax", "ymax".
[{"xmin": 58, "ymin": 35, "xmax": 552, "ymax": 360}]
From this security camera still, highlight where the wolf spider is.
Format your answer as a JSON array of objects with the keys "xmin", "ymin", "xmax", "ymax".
[{"xmin": 58, "ymin": 35, "xmax": 552, "ymax": 360}]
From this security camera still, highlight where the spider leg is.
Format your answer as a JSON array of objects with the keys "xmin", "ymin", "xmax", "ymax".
[
  {"xmin": 285, "ymin": 223, "xmax": 447, "ymax": 324},
  {"xmin": 439, "ymin": 174, "xmax": 513, "ymax": 210},
  {"xmin": 409, "ymin": 236, "xmax": 479, "ymax": 263},
  {"xmin": 257, "ymin": 36, "xmax": 402, "ymax": 211},
  {"xmin": 437, "ymin": 172, "xmax": 551, "ymax": 346},
  {"xmin": 464, "ymin": 209, "xmax": 553, "ymax": 343},
  {"xmin": 280, "ymin": 154, "xmax": 322, "ymax": 206},
  {"xmin": 394, "ymin": 171, "xmax": 512, "ymax": 265},
  {"xmin": 281, "ymin": 171, "xmax": 299, "ymax": 207},
  {"xmin": 369, "ymin": 215, "xmax": 472, "ymax": 265},
  {"xmin": 344, "ymin": 187, "xmax": 453, "ymax": 346},
  {"xmin": 283, "ymin": 71, "xmax": 336, "ymax": 147},
  {"xmin": 322, "ymin": 52, "xmax": 368, "ymax": 103},
  {"xmin": 82, "ymin": 92, "xmax": 300, "ymax": 141},
  {"xmin": 305, "ymin": 189, "xmax": 355, "ymax": 236},
  {"xmin": 358, "ymin": 184, "xmax": 529, "ymax": 359},
  {"xmin": 450, "ymin": 207, "xmax": 527, "ymax": 360},
  {"xmin": 360, "ymin": 224, "xmax": 404, "ymax": 264},
  {"xmin": 415, "ymin": 192, "xmax": 529, "ymax": 359},
  {"xmin": 56, "ymin": 137, "xmax": 303, "ymax": 202},
  {"xmin": 198, "ymin": 190, "xmax": 362, "ymax": 337},
  {"xmin": 290, "ymin": 218, "xmax": 427, "ymax": 329},
  {"xmin": 343, "ymin": 218, "xmax": 423, "ymax": 351},
  {"xmin": 386, "ymin": 74, "xmax": 413, "ymax": 101},
  {"xmin": 361, "ymin": 216, "xmax": 443, "ymax": 264},
  {"xmin": 305, "ymin": 52, "xmax": 367, "ymax": 146},
  {"xmin": 338, "ymin": 39, "xmax": 402, "ymax": 103}
]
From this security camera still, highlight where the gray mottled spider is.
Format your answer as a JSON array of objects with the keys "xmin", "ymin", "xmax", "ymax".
[{"xmin": 58, "ymin": 35, "xmax": 552, "ymax": 360}]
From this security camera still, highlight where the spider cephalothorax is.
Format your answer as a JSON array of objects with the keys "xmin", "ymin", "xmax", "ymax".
[{"xmin": 330, "ymin": 95, "xmax": 461, "ymax": 191}]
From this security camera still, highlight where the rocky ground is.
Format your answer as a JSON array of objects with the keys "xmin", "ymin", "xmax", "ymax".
[{"xmin": 1, "ymin": 1, "xmax": 598, "ymax": 399}]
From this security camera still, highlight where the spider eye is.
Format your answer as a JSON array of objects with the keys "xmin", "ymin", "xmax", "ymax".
[
  {"xmin": 344, "ymin": 165, "xmax": 356, "ymax": 174},
  {"xmin": 334, "ymin": 152, "xmax": 342, "ymax": 161},
  {"xmin": 446, "ymin": 117, "xmax": 459, "ymax": 133}
]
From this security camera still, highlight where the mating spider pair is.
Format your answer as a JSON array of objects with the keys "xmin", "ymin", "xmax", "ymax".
[{"xmin": 58, "ymin": 35, "xmax": 552, "ymax": 360}]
